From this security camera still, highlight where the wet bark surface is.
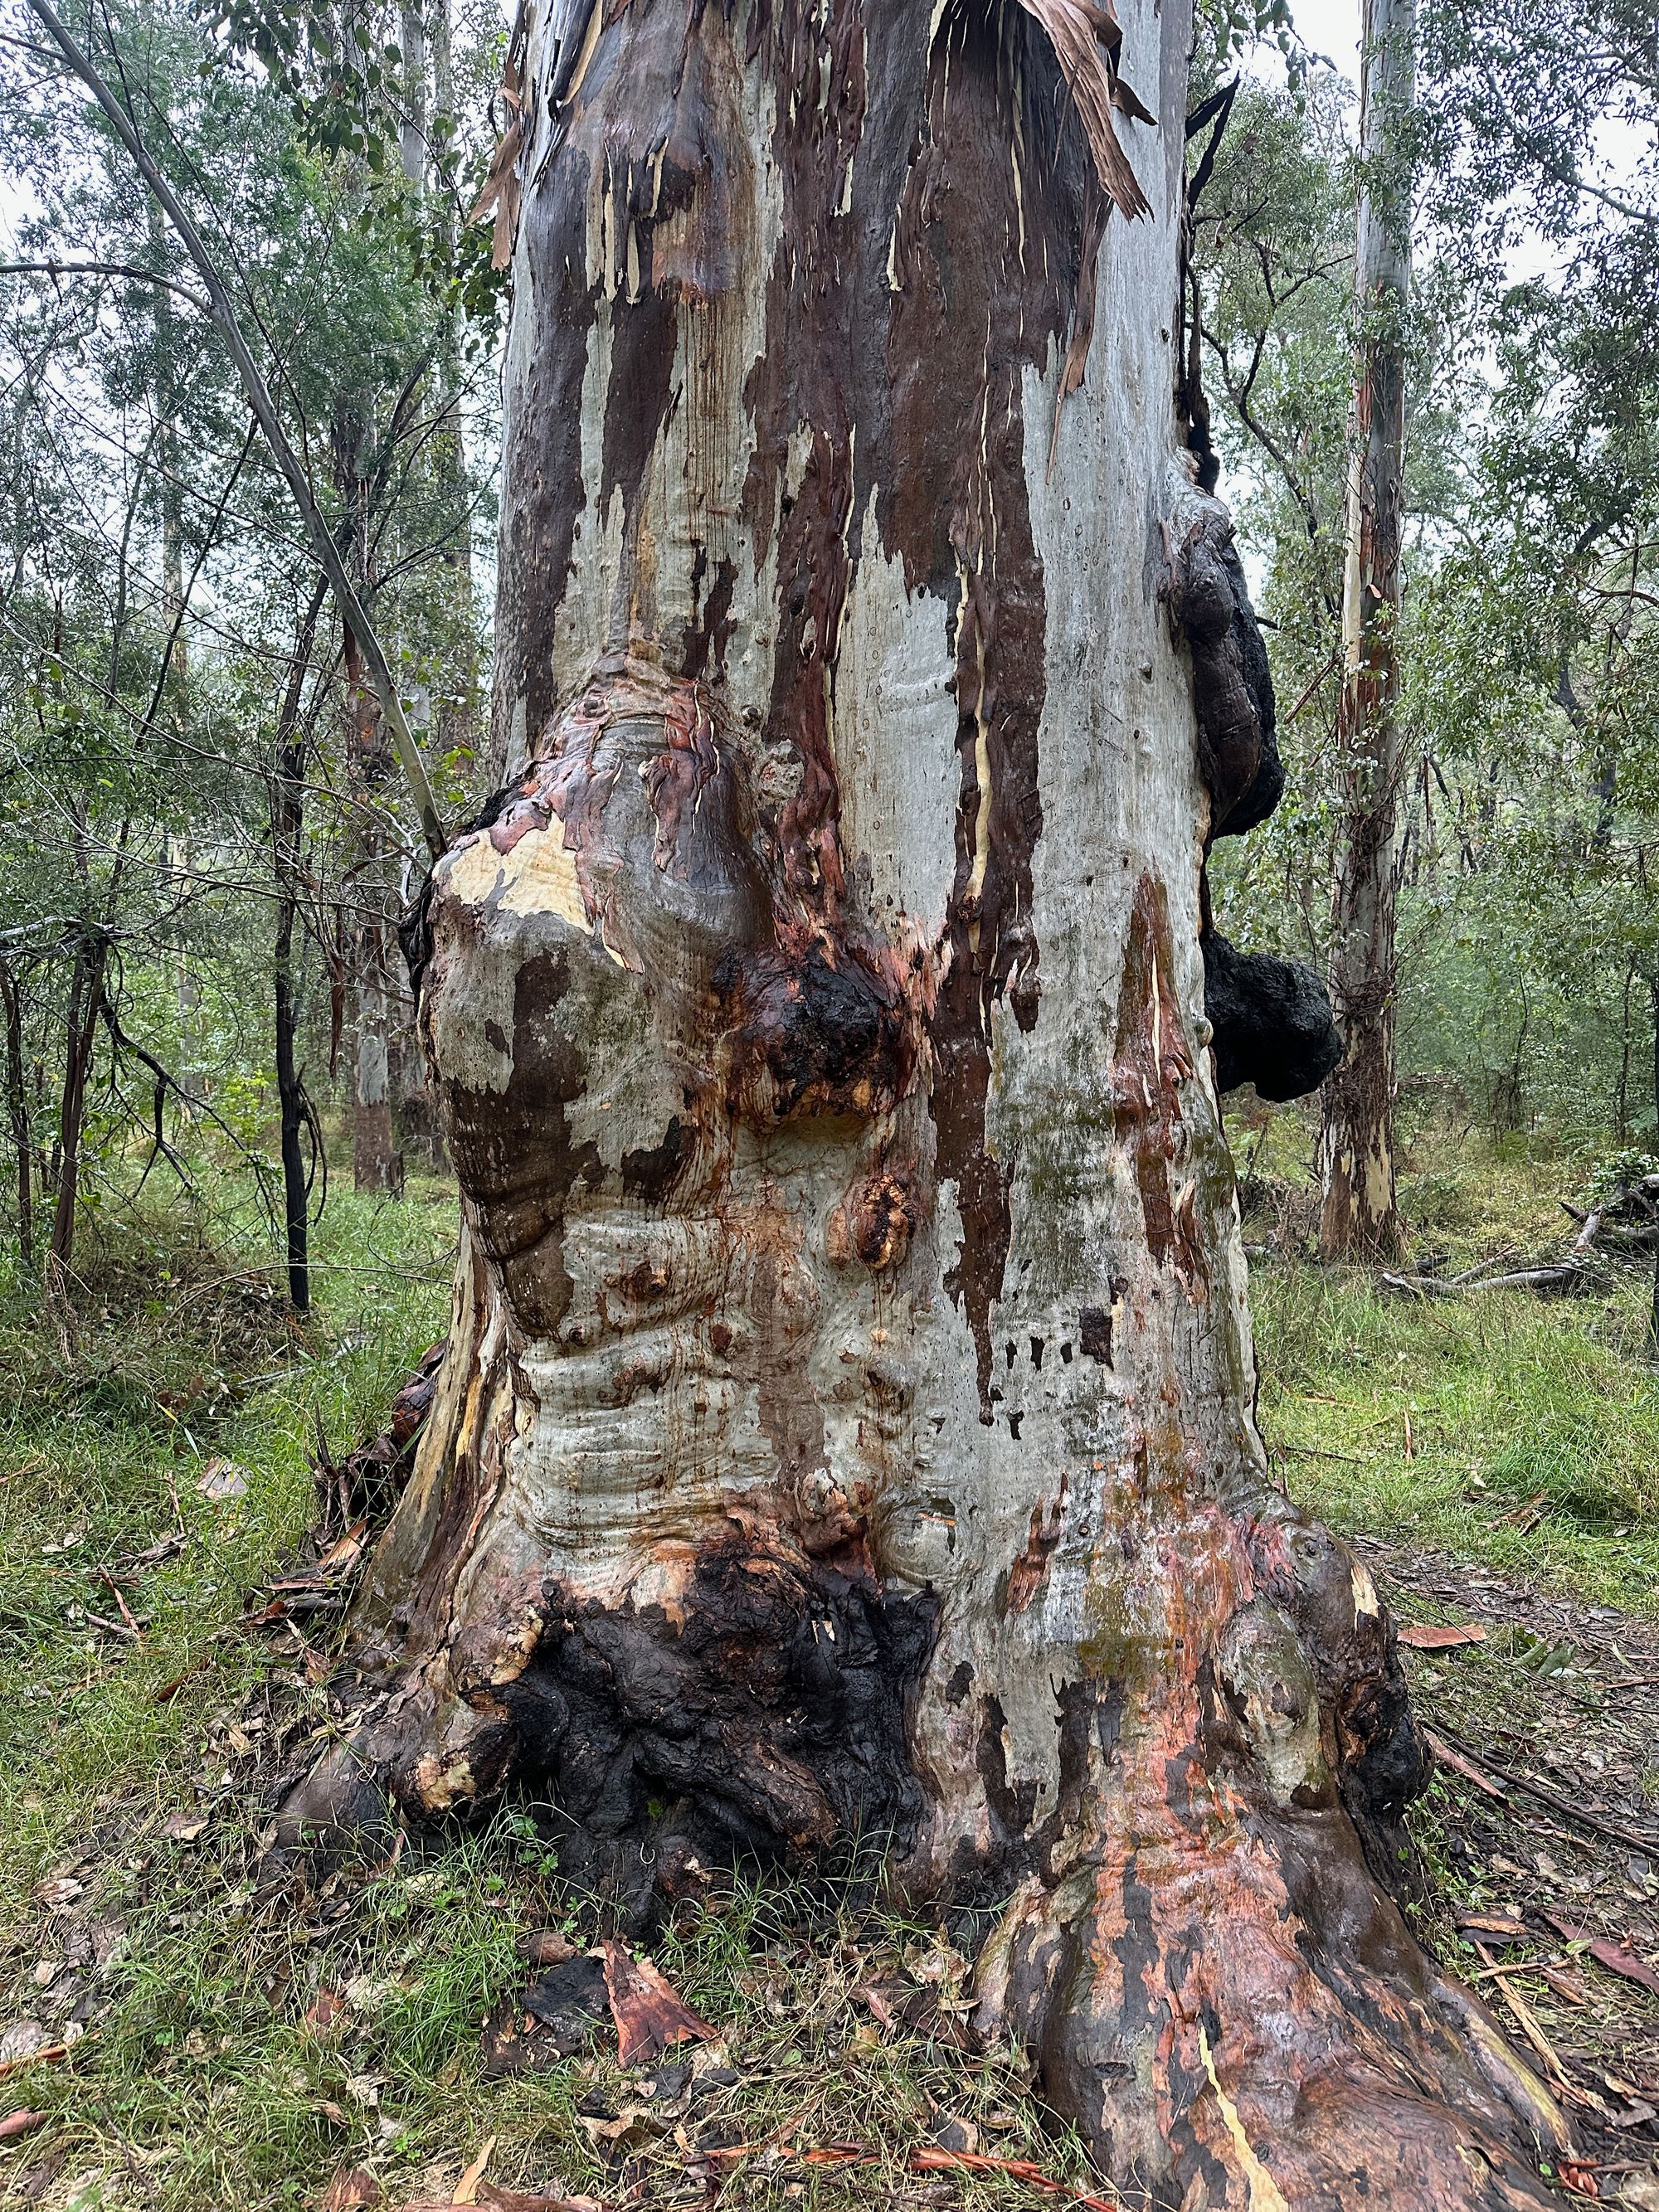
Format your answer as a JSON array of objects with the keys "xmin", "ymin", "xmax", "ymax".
[{"xmin": 279, "ymin": 0, "xmax": 1571, "ymax": 2200}]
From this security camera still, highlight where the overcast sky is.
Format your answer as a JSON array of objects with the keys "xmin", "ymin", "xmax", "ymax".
[{"xmin": 1282, "ymin": 0, "xmax": 1360, "ymax": 83}]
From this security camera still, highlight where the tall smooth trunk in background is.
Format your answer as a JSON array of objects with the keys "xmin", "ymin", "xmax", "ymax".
[
  {"xmin": 286, "ymin": 0, "xmax": 1568, "ymax": 2198},
  {"xmin": 343, "ymin": 620, "xmax": 406, "ymax": 1196},
  {"xmin": 1317, "ymin": 0, "xmax": 1413, "ymax": 1262}
]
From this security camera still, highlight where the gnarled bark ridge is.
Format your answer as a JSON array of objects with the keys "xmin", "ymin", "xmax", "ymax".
[{"xmin": 285, "ymin": 0, "xmax": 1569, "ymax": 2200}]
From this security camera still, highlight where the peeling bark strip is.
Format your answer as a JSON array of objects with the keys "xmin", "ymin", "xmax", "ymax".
[{"xmin": 291, "ymin": 0, "xmax": 1577, "ymax": 2201}]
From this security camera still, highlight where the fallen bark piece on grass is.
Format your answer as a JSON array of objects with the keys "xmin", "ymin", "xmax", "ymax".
[
  {"xmin": 0, "ymin": 2110, "xmax": 44, "ymax": 2142},
  {"xmin": 1556, "ymin": 2163, "xmax": 1602, "ymax": 2200},
  {"xmin": 197, "ymin": 1457, "xmax": 250, "ymax": 1501},
  {"xmin": 1399, "ymin": 1622, "xmax": 1487, "ymax": 1649},
  {"xmin": 304, "ymin": 1988, "xmax": 345, "ymax": 2033},
  {"xmin": 450, "ymin": 2137, "xmax": 494, "ymax": 2204},
  {"xmin": 515, "ymin": 1952, "xmax": 609, "ymax": 2059},
  {"xmin": 520, "ymin": 1928, "xmax": 576, "ymax": 1967},
  {"xmin": 1540, "ymin": 1913, "xmax": 1659, "ymax": 1998},
  {"xmin": 1455, "ymin": 1912, "xmax": 1530, "ymax": 1938},
  {"xmin": 320, "ymin": 2171, "xmax": 382, "ymax": 2210},
  {"xmin": 600, "ymin": 1941, "xmax": 716, "ymax": 2069},
  {"xmin": 0, "ymin": 2039, "xmax": 73, "ymax": 2078}
]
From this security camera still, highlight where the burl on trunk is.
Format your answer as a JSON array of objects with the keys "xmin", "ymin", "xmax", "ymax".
[{"xmin": 285, "ymin": 0, "xmax": 1569, "ymax": 2200}]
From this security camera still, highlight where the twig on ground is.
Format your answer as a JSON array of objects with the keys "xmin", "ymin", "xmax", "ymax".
[
  {"xmin": 96, "ymin": 1568, "xmax": 140, "ymax": 1636},
  {"xmin": 1471, "ymin": 1942, "xmax": 1597, "ymax": 2109},
  {"xmin": 1429, "ymin": 1727, "xmax": 1659, "ymax": 1851},
  {"xmin": 910, "ymin": 2146, "xmax": 1126, "ymax": 2207}
]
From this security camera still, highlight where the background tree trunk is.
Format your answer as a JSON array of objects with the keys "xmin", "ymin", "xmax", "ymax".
[
  {"xmin": 289, "ymin": 0, "xmax": 1568, "ymax": 2198},
  {"xmin": 274, "ymin": 582, "xmax": 326, "ymax": 1312},
  {"xmin": 342, "ymin": 618, "xmax": 406, "ymax": 1196},
  {"xmin": 48, "ymin": 933, "xmax": 105, "ymax": 1276},
  {"xmin": 1317, "ymin": 0, "xmax": 1414, "ymax": 1262},
  {"xmin": 2, "ymin": 965, "xmax": 33, "ymax": 1270}
]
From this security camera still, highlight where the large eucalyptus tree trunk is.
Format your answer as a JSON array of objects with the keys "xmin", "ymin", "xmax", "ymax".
[
  {"xmin": 288, "ymin": 0, "xmax": 1569, "ymax": 2198},
  {"xmin": 1317, "ymin": 0, "xmax": 1413, "ymax": 1262}
]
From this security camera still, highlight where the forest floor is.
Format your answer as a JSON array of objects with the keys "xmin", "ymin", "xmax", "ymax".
[{"xmin": 0, "ymin": 1120, "xmax": 1657, "ymax": 2210}]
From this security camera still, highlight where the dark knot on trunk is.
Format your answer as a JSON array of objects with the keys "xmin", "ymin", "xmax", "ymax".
[
  {"xmin": 714, "ymin": 938, "xmax": 913, "ymax": 1121},
  {"xmin": 1203, "ymin": 929, "xmax": 1340, "ymax": 1102},
  {"xmin": 1165, "ymin": 503, "xmax": 1282, "ymax": 839}
]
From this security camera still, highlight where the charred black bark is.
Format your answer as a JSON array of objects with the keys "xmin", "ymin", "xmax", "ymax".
[
  {"xmin": 714, "ymin": 941, "xmax": 912, "ymax": 1121},
  {"xmin": 1202, "ymin": 929, "xmax": 1340, "ymax": 1102},
  {"xmin": 1166, "ymin": 505, "xmax": 1282, "ymax": 839},
  {"xmin": 1166, "ymin": 503, "xmax": 1340, "ymax": 1107},
  {"xmin": 1248, "ymin": 1516, "xmax": 1434, "ymax": 1901},
  {"xmin": 281, "ymin": 1539, "xmax": 937, "ymax": 1932},
  {"xmin": 498, "ymin": 1548, "xmax": 937, "ymax": 1907}
]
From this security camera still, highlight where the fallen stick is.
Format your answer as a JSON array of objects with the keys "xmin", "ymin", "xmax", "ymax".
[
  {"xmin": 96, "ymin": 1568, "xmax": 141, "ymax": 1636},
  {"xmin": 1429, "ymin": 1728, "xmax": 1659, "ymax": 1852},
  {"xmin": 1472, "ymin": 1942, "xmax": 1569, "ymax": 2088},
  {"xmin": 1382, "ymin": 1260, "xmax": 1603, "ymax": 1299},
  {"xmin": 910, "ymin": 2149, "xmax": 1125, "ymax": 2208},
  {"xmin": 1424, "ymin": 1730, "xmax": 1506, "ymax": 1802}
]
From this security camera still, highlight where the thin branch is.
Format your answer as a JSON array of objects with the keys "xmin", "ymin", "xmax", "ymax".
[
  {"xmin": 24, "ymin": 0, "xmax": 448, "ymax": 860},
  {"xmin": 0, "ymin": 258, "xmax": 212, "ymax": 313}
]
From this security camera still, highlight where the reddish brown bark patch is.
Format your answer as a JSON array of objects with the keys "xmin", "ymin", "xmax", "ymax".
[
  {"xmin": 1111, "ymin": 877, "xmax": 1195, "ymax": 1277},
  {"xmin": 844, "ymin": 1167, "xmax": 915, "ymax": 1272},
  {"xmin": 883, "ymin": 17, "xmax": 1103, "ymax": 1412},
  {"xmin": 1005, "ymin": 1475, "xmax": 1069, "ymax": 1615}
]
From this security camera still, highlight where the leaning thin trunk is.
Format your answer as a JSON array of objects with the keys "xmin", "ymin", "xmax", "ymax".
[
  {"xmin": 49, "ymin": 937, "xmax": 105, "ymax": 1274},
  {"xmin": 286, "ymin": 2, "xmax": 1567, "ymax": 2200},
  {"xmin": 1316, "ymin": 0, "xmax": 1413, "ymax": 1263},
  {"xmin": 274, "ymin": 584, "xmax": 325, "ymax": 1312},
  {"xmin": 274, "ymin": 949, "xmax": 309, "ymax": 1311},
  {"xmin": 1, "ymin": 965, "xmax": 32, "ymax": 1270}
]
